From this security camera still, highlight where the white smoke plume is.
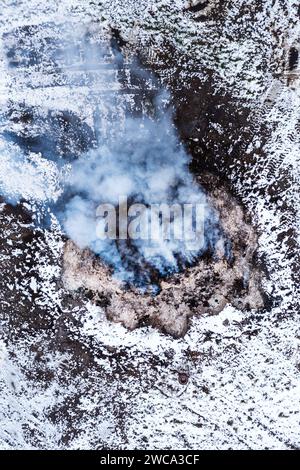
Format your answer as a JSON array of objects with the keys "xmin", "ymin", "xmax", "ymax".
[
  {"xmin": 62, "ymin": 111, "xmax": 222, "ymax": 287},
  {"xmin": 0, "ymin": 23, "xmax": 226, "ymax": 290}
]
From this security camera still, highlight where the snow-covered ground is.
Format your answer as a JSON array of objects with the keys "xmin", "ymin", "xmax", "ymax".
[{"xmin": 0, "ymin": 0, "xmax": 299, "ymax": 449}]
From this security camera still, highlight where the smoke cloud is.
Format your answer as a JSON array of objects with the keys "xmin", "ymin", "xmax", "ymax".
[{"xmin": 0, "ymin": 24, "xmax": 226, "ymax": 291}]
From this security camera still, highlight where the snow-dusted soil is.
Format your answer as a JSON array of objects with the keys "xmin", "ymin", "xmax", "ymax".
[{"xmin": 0, "ymin": 0, "xmax": 299, "ymax": 449}]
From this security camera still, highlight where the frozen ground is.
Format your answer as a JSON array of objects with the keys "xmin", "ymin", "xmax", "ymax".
[{"xmin": 0, "ymin": 0, "xmax": 299, "ymax": 449}]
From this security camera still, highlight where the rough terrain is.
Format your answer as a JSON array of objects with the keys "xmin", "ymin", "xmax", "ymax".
[{"xmin": 0, "ymin": 0, "xmax": 299, "ymax": 450}]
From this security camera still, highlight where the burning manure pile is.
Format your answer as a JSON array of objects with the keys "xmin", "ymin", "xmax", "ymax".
[{"xmin": 62, "ymin": 174, "xmax": 264, "ymax": 337}]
